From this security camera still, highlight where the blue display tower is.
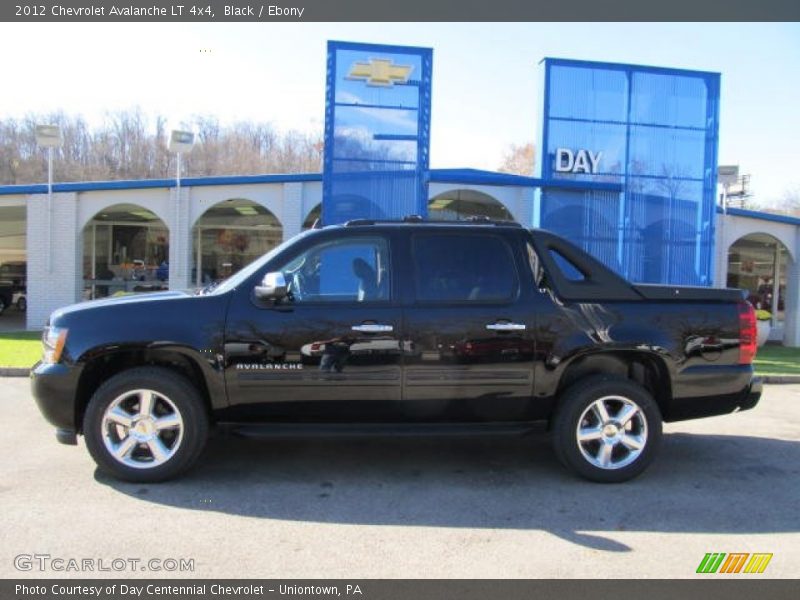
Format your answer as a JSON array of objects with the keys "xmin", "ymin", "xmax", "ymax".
[
  {"xmin": 322, "ymin": 41, "xmax": 433, "ymax": 225},
  {"xmin": 537, "ymin": 58, "xmax": 721, "ymax": 286}
]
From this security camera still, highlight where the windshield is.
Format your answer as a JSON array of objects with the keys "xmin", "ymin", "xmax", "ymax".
[{"xmin": 205, "ymin": 229, "xmax": 317, "ymax": 296}]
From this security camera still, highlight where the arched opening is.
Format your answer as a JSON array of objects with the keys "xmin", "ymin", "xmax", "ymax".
[
  {"xmin": 428, "ymin": 190, "xmax": 515, "ymax": 222},
  {"xmin": 192, "ymin": 198, "xmax": 282, "ymax": 286},
  {"xmin": 302, "ymin": 204, "xmax": 321, "ymax": 230},
  {"xmin": 82, "ymin": 203, "xmax": 169, "ymax": 299},
  {"xmin": 0, "ymin": 200, "xmax": 27, "ymax": 323},
  {"xmin": 728, "ymin": 233, "xmax": 793, "ymax": 328},
  {"xmin": 641, "ymin": 218, "xmax": 697, "ymax": 284}
]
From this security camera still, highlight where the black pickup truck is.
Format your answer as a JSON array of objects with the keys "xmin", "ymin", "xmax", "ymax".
[{"xmin": 31, "ymin": 220, "xmax": 761, "ymax": 483}]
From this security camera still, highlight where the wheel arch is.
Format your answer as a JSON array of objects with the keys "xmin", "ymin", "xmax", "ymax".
[
  {"xmin": 553, "ymin": 350, "xmax": 672, "ymax": 420},
  {"xmin": 74, "ymin": 345, "xmax": 220, "ymax": 434}
]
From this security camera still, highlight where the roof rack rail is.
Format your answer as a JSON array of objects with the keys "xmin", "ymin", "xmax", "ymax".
[{"xmin": 343, "ymin": 216, "xmax": 522, "ymax": 227}]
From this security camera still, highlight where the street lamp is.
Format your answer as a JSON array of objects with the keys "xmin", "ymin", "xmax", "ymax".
[
  {"xmin": 35, "ymin": 124, "xmax": 62, "ymax": 273},
  {"xmin": 168, "ymin": 129, "xmax": 195, "ymax": 194}
]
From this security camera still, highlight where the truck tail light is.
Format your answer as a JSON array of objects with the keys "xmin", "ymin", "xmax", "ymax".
[{"xmin": 738, "ymin": 302, "xmax": 757, "ymax": 365}]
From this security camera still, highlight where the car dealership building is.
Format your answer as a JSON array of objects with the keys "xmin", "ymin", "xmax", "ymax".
[{"xmin": 0, "ymin": 48, "xmax": 798, "ymax": 345}]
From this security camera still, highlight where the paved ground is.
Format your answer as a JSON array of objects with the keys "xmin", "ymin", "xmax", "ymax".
[{"xmin": 1, "ymin": 377, "xmax": 798, "ymax": 579}]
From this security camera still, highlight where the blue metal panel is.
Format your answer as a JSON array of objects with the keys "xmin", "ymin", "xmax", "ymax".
[
  {"xmin": 0, "ymin": 173, "xmax": 324, "ymax": 196},
  {"xmin": 538, "ymin": 58, "xmax": 721, "ymax": 285},
  {"xmin": 429, "ymin": 168, "xmax": 622, "ymax": 192},
  {"xmin": 540, "ymin": 188, "xmax": 622, "ymax": 271},
  {"xmin": 323, "ymin": 40, "xmax": 432, "ymax": 225},
  {"xmin": 719, "ymin": 206, "xmax": 800, "ymax": 227}
]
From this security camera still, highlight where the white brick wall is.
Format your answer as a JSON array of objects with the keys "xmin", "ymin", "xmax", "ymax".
[
  {"xmin": 26, "ymin": 192, "xmax": 81, "ymax": 329},
  {"xmin": 168, "ymin": 187, "xmax": 192, "ymax": 290},
  {"xmin": 281, "ymin": 182, "xmax": 304, "ymax": 241}
]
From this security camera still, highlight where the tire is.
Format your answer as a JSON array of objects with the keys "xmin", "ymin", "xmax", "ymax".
[
  {"xmin": 551, "ymin": 375, "xmax": 662, "ymax": 483},
  {"xmin": 0, "ymin": 297, "xmax": 6, "ymax": 316},
  {"xmin": 17, "ymin": 296, "xmax": 26, "ymax": 311},
  {"xmin": 83, "ymin": 367, "xmax": 209, "ymax": 483}
]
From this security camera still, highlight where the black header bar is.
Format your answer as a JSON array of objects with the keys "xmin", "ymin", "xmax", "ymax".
[{"xmin": 2, "ymin": 0, "xmax": 799, "ymax": 22}]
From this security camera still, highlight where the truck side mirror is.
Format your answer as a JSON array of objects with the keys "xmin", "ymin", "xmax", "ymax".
[{"xmin": 254, "ymin": 272, "xmax": 288, "ymax": 300}]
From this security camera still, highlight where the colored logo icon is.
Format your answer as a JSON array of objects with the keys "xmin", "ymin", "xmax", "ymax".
[
  {"xmin": 696, "ymin": 552, "xmax": 773, "ymax": 574},
  {"xmin": 347, "ymin": 58, "xmax": 413, "ymax": 87}
]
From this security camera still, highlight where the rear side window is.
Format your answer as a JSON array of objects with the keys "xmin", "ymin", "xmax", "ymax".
[
  {"xmin": 549, "ymin": 248, "xmax": 586, "ymax": 282},
  {"xmin": 412, "ymin": 234, "xmax": 518, "ymax": 303}
]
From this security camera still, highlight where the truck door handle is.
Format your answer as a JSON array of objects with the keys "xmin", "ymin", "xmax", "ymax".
[
  {"xmin": 351, "ymin": 323, "xmax": 394, "ymax": 333},
  {"xmin": 486, "ymin": 322, "xmax": 526, "ymax": 332}
]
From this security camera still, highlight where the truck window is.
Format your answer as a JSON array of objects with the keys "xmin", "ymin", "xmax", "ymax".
[
  {"xmin": 412, "ymin": 233, "xmax": 518, "ymax": 303},
  {"xmin": 549, "ymin": 248, "xmax": 586, "ymax": 282},
  {"xmin": 276, "ymin": 237, "xmax": 390, "ymax": 303}
]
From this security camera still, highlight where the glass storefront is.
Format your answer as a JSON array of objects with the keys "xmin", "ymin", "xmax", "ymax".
[
  {"xmin": 82, "ymin": 204, "xmax": 169, "ymax": 299},
  {"xmin": 303, "ymin": 204, "xmax": 321, "ymax": 229},
  {"xmin": 727, "ymin": 233, "xmax": 790, "ymax": 325},
  {"xmin": 0, "ymin": 201, "xmax": 27, "ymax": 314},
  {"xmin": 192, "ymin": 198, "xmax": 282, "ymax": 286},
  {"xmin": 428, "ymin": 190, "xmax": 513, "ymax": 221}
]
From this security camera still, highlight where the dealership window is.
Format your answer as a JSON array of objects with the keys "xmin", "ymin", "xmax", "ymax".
[
  {"xmin": 82, "ymin": 204, "xmax": 169, "ymax": 299},
  {"xmin": 727, "ymin": 234, "xmax": 791, "ymax": 326},
  {"xmin": 0, "ymin": 201, "xmax": 27, "ymax": 314},
  {"xmin": 428, "ymin": 190, "xmax": 515, "ymax": 222},
  {"xmin": 192, "ymin": 199, "xmax": 283, "ymax": 287},
  {"xmin": 303, "ymin": 204, "xmax": 321, "ymax": 229}
]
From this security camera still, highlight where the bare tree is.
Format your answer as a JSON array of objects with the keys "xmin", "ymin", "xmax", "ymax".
[
  {"xmin": 780, "ymin": 185, "xmax": 800, "ymax": 215},
  {"xmin": 0, "ymin": 110, "xmax": 323, "ymax": 185},
  {"xmin": 498, "ymin": 143, "xmax": 535, "ymax": 176}
]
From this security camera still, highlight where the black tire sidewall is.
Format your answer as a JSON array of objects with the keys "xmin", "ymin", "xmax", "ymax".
[
  {"xmin": 83, "ymin": 367, "xmax": 209, "ymax": 483},
  {"xmin": 552, "ymin": 376, "xmax": 662, "ymax": 483}
]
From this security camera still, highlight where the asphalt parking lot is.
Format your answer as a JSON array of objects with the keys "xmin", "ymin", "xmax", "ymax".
[{"xmin": 2, "ymin": 377, "xmax": 798, "ymax": 579}]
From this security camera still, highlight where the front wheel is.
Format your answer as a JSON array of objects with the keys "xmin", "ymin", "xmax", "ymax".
[
  {"xmin": 551, "ymin": 375, "xmax": 662, "ymax": 483},
  {"xmin": 83, "ymin": 367, "xmax": 209, "ymax": 482}
]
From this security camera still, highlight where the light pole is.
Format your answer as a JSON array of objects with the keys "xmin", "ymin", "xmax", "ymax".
[
  {"xmin": 168, "ymin": 130, "xmax": 195, "ymax": 286},
  {"xmin": 35, "ymin": 125, "xmax": 62, "ymax": 273}
]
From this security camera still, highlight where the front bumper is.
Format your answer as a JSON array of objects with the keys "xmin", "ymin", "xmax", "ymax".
[{"xmin": 30, "ymin": 361, "xmax": 82, "ymax": 443}]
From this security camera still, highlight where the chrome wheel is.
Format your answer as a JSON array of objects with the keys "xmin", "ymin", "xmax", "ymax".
[
  {"xmin": 101, "ymin": 389, "xmax": 184, "ymax": 469},
  {"xmin": 576, "ymin": 395, "xmax": 648, "ymax": 470}
]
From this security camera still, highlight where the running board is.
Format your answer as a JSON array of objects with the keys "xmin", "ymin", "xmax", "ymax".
[{"xmin": 218, "ymin": 421, "xmax": 545, "ymax": 438}]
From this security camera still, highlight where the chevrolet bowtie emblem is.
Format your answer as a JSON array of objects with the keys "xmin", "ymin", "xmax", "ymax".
[{"xmin": 347, "ymin": 58, "xmax": 413, "ymax": 87}]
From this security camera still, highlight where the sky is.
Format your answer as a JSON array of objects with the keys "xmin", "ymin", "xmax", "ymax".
[{"xmin": 1, "ymin": 22, "xmax": 798, "ymax": 203}]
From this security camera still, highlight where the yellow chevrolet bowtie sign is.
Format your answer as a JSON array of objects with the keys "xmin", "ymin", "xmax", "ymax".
[{"xmin": 347, "ymin": 58, "xmax": 413, "ymax": 87}]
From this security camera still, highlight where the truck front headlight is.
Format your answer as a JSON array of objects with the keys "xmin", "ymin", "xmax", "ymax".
[{"xmin": 42, "ymin": 326, "xmax": 68, "ymax": 364}]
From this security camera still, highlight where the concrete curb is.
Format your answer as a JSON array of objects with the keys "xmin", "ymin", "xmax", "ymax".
[
  {"xmin": 1, "ymin": 368, "xmax": 800, "ymax": 384},
  {"xmin": 760, "ymin": 374, "xmax": 800, "ymax": 384},
  {"xmin": 0, "ymin": 368, "xmax": 30, "ymax": 377}
]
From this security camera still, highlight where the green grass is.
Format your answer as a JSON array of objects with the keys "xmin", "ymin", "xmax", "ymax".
[
  {"xmin": 0, "ymin": 330, "xmax": 797, "ymax": 375},
  {"xmin": 0, "ymin": 331, "xmax": 42, "ymax": 368},
  {"xmin": 754, "ymin": 344, "xmax": 800, "ymax": 376}
]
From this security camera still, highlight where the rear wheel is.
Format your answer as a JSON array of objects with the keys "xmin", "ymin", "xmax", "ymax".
[
  {"xmin": 16, "ymin": 296, "xmax": 26, "ymax": 311},
  {"xmin": 551, "ymin": 375, "xmax": 662, "ymax": 483},
  {"xmin": 0, "ymin": 297, "xmax": 6, "ymax": 315},
  {"xmin": 83, "ymin": 367, "xmax": 209, "ymax": 482}
]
